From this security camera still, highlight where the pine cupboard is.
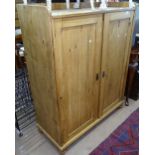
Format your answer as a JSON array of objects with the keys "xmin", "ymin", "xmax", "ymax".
[{"xmin": 17, "ymin": 4, "xmax": 135, "ymax": 151}]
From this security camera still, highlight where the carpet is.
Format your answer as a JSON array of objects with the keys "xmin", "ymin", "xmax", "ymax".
[{"xmin": 90, "ymin": 109, "xmax": 139, "ymax": 155}]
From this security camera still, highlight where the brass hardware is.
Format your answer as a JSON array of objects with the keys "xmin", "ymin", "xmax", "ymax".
[{"xmin": 96, "ymin": 72, "xmax": 106, "ymax": 80}]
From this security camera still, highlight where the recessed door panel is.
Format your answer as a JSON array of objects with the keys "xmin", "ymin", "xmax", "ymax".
[
  {"xmin": 53, "ymin": 15, "xmax": 102, "ymax": 142},
  {"xmin": 100, "ymin": 12, "xmax": 133, "ymax": 115}
]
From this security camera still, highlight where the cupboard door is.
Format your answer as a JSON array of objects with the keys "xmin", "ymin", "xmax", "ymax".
[
  {"xmin": 99, "ymin": 12, "xmax": 134, "ymax": 115},
  {"xmin": 53, "ymin": 15, "xmax": 102, "ymax": 142}
]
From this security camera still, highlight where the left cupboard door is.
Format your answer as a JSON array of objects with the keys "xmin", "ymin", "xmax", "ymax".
[{"xmin": 52, "ymin": 14, "xmax": 103, "ymax": 143}]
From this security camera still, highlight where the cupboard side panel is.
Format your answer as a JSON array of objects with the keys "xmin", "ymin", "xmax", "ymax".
[{"xmin": 17, "ymin": 5, "xmax": 61, "ymax": 144}]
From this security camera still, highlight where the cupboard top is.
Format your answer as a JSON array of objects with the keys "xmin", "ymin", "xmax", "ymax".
[{"xmin": 51, "ymin": 7, "xmax": 135, "ymax": 18}]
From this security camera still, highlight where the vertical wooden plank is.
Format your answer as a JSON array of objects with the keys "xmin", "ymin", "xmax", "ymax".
[{"xmin": 17, "ymin": 4, "xmax": 61, "ymax": 144}]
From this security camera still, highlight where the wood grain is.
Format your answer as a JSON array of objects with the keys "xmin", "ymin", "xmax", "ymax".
[
  {"xmin": 37, "ymin": 100, "xmax": 123, "ymax": 151},
  {"xmin": 52, "ymin": 14, "xmax": 103, "ymax": 143},
  {"xmin": 17, "ymin": 4, "xmax": 135, "ymax": 151},
  {"xmin": 107, "ymin": 2, "xmax": 129, "ymax": 8},
  {"xmin": 15, "ymin": 0, "xmax": 23, "ymax": 28},
  {"xmin": 17, "ymin": 4, "xmax": 61, "ymax": 144},
  {"xmin": 99, "ymin": 11, "xmax": 134, "ymax": 116}
]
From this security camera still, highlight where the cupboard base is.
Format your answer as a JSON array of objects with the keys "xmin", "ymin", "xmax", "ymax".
[
  {"xmin": 36, "ymin": 99, "xmax": 124, "ymax": 151},
  {"xmin": 36, "ymin": 123, "xmax": 63, "ymax": 150}
]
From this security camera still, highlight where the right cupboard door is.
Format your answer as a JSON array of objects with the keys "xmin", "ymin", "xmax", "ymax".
[{"xmin": 99, "ymin": 12, "xmax": 134, "ymax": 116}]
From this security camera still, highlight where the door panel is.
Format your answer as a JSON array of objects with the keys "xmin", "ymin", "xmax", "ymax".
[
  {"xmin": 53, "ymin": 15, "xmax": 102, "ymax": 142},
  {"xmin": 99, "ymin": 12, "xmax": 133, "ymax": 115}
]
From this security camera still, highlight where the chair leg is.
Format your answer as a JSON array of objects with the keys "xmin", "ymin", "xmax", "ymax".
[
  {"xmin": 125, "ymin": 66, "xmax": 137, "ymax": 106},
  {"xmin": 15, "ymin": 113, "xmax": 23, "ymax": 137},
  {"xmin": 125, "ymin": 99, "xmax": 129, "ymax": 106}
]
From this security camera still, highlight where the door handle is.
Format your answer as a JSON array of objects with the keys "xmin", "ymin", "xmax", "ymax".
[
  {"xmin": 102, "ymin": 71, "xmax": 105, "ymax": 78},
  {"xmin": 96, "ymin": 71, "xmax": 106, "ymax": 80}
]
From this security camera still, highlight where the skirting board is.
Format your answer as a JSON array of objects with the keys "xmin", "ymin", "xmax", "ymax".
[{"xmin": 36, "ymin": 99, "xmax": 124, "ymax": 151}]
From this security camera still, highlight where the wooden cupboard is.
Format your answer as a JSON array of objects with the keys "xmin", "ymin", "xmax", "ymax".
[{"xmin": 17, "ymin": 4, "xmax": 135, "ymax": 151}]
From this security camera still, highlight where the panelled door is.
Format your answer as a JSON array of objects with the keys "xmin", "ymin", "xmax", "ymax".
[
  {"xmin": 99, "ymin": 12, "xmax": 134, "ymax": 116},
  {"xmin": 53, "ymin": 14, "xmax": 102, "ymax": 142}
]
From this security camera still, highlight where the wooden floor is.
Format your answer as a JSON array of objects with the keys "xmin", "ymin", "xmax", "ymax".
[{"xmin": 16, "ymin": 99, "xmax": 139, "ymax": 155}]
